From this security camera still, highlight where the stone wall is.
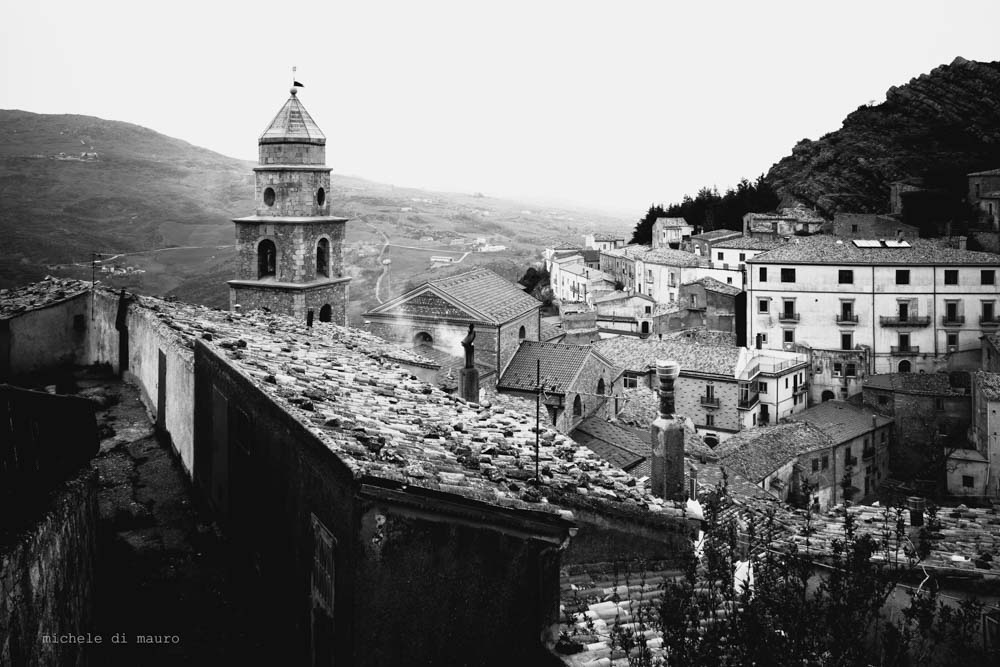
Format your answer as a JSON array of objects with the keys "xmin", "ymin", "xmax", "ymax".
[
  {"xmin": 567, "ymin": 355, "xmax": 618, "ymax": 432},
  {"xmin": 498, "ymin": 309, "xmax": 540, "ymax": 373},
  {"xmin": 234, "ymin": 220, "xmax": 346, "ymax": 283},
  {"xmin": 673, "ymin": 376, "xmax": 739, "ymax": 433},
  {"xmin": 0, "ymin": 467, "xmax": 99, "ymax": 667},
  {"xmin": 1, "ymin": 291, "xmax": 89, "ymax": 381},
  {"xmin": 253, "ymin": 169, "xmax": 331, "ymax": 218},
  {"xmin": 258, "ymin": 142, "xmax": 325, "ymax": 166},
  {"xmin": 367, "ymin": 318, "xmax": 500, "ymax": 372},
  {"xmin": 229, "ymin": 281, "xmax": 349, "ymax": 326}
]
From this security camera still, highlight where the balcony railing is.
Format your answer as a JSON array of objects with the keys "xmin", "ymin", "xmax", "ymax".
[
  {"xmin": 835, "ymin": 313, "xmax": 859, "ymax": 324},
  {"xmin": 890, "ymin": 345, "xmax": 920, "ymax": 355},
  {"xmin": 778, "ymin": 312, "xmax": 800, "ymax": 322},
  {"xmin": 941, "ymin": 315, "xmax": 965, "ymax": 326},
  {"xmin": 845, "ymin": 456, "xmax": 858, "ymax": 467},
  {"xmin": 880, "ymin": 315, "xmax": 931, "ymax": 327},
  {"xmin": 738, "ymin": 393, "xmax": 760, "ymax": 410},
  {"xmin": 700, "ymin": 396, "xmax": 720, "ymax": 408},
  {"xmin": 793, "ymin": 384, "xmax": 809, "ymax": 395},
  {"xmin": 981, "ymin": 316, "xmax": 1000, "ymax": 327}
]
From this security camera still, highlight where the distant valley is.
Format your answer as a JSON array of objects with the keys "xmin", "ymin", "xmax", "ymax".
[{"xmin": 0, "ymin": 110, "xmax": 628, "ymax": 323}]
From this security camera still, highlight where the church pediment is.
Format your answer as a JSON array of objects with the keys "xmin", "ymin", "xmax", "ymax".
[{"xmin": 371, "ymin": 288, "xmax": 480, "ymax": 321}]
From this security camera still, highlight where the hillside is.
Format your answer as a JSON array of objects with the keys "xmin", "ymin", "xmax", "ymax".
[
  {"xmin": 764, "ymin": 57, "xmax": 1000, "ymax": 215},
  {"xmin": 0, "ymin": 110, "xmax": 627, "ymax": 320}
]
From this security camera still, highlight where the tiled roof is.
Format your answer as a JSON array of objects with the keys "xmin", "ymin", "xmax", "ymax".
[
  {"xmin": 681, "ymin": 276, "xmax": 742, "ymax": 296},
  {"xmin": 109, "ymin": 290, "xmax": 689, "ymax": 518},
  {"xmin": 259, "ymin": 92, "xmax": 326, "ymax": 144},
  {"xmin": 638, "ymin": 247, "xmax": 703, "ymax": 267},
  {"xmin": 976, "ymin": 372, "xmax": 1000, "ymax": 401},
  {"xmin": 593, "ymin": 336, "xmax": 743, "ymax": 377},
  {"xmin": 712, "ymin": 236, "xmax": 783, "ymax": 251},
  {"xmin": 571, "ymin": 417, "xmax": 647, "ymax": 472},
  {"xmin": 581, "ymin": 249, "xmax": 601, "ymax": 263},
  {"xmin": 550, "ymin": 240, "xmax": 583, "ymax": 250},
  {"xmin": 562, "ymin": 264, "xmax": 611, "ymax": 281},
  {"xmin": 601, "ymin": 244, "xmax": 649, "ymax": 260},
  {"xmin": 714, "ymin": 422, "xmax": 833, "ymax": 482},
  {"xmin": 787, "ymin": 400, "xmax": 892, "ymax": 444},
  {"xmin": 654, "ymin": 217, "xmax": 691, "ymax": 228},
  {"xmin": 864, "ymin": 372, "xmax": 966, "ymax": 396},
  {"xmin": 429, "ymin": 268, "xmax": 541, "ymax": 323},
  {"xmin": 661, "ymin": 329, "xmax": 738, "ymax": 347},
  {"xmin": 985, "ymin": 333, "xmax": 1000, "ymax": 351},
  {"xmin": 498, "ymin": 341, "xmax": 616, "ymax": 394},
  {"xmin": 968, "ymin": 167, "xmax": 1000, "ymax": 176},
  {"xmin": 0, "ymin": 277, "xmax": 91, "ymax": 319},
  {"xmin": 747, "ymin": 236, "xmax": 1000, "ymax": 266},
  {"xmin": 592, "ymin": 232, "xmax": 626, "ymax": 241},
  {"xmin": 691, "ymin": 229, "xmax": 742, "ymax": 241},
  {"xmin": 746, "ymin": 206, "xmax": 825, "ymax": 223},
  {"xmin": 539, "ymin": 316, "xmax": 564, "ymax": 342}
]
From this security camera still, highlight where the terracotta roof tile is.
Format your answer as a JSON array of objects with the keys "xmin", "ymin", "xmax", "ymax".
[
  {"xmin": 976, "ymin": 371, "xmax": 1000, "ymax": 401},
  {"xmin": 593, "ymin": 336, "xmax": 743, "ymax": 377},
  {"xmin": 787, "ymin": 400, "xmax": 891, "ymax": 443},
  {"xmin": 681, "ymin": 276, "xmax": 742, "ymax": 296},
  {"xmin": 497, "ymin": 341, "xmax": 616, "ymax": 394},
  {"xmin": 429, "ymin": 268, "xmax": 541, "ymax": 323},
  {"xmin": 865, "ymin": 372, "xmax": 966, "ymax": 396},
  {"xmin": 714, "ymin": 422, "xmax": 833, "ymax": 482},
  {"xmin": 0, "ymin": 277, "xmax": 90, "ymax": 319},
  {"xmin": 712, "ymin": 236, "xmax": 784, "ymax": 251},
  {"xmin": 748, "ymin": 236, "xmax": 1000, "ymax": 265}
]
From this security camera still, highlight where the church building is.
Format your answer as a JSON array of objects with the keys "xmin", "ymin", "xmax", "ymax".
[{"xmin": 228, "ymin": 87, "xmax": 350, "ymax": 324}]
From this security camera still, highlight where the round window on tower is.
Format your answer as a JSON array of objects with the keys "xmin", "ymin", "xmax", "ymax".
[
  {"xmin": 263, "ymin": 187, "xmax": 276, "ymax": 207},
  {"xmin": 317, "ymin": 188, "xmax": 326, "ymax": 207}
]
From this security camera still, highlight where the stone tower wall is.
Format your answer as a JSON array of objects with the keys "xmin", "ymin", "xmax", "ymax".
[
  {"xmin": 255, "ymin": 169, "xmax": 331, "ymax": 217},
  {"xmin": 258, "ymin": 142, "xmax": 325, "ymax": 166},
  {"xmin": 235, "ymin": 220, "xmax": 345, "ymax": 283}
]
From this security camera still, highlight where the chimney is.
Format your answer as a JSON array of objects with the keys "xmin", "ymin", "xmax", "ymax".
[
  {"xmin": 755, "ymin": 333, "xmax": 763, "ymax": 350},
  {"xmin": 908, "ymin": 496, "xmax": 925, "ymax": 527},
  {"xmin": 650, "ymin": 359, "xmax": 685, "ymax": 501}
]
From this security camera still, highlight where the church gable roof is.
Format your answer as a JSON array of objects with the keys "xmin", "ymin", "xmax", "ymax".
[{"xmin": 259, "ymin": 92, "xmax": 326, "ymax": 145}]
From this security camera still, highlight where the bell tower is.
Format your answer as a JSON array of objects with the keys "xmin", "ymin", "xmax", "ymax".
[{"xmin": 228, "ymin": 86, "xmax": 350, "ymax": 324}]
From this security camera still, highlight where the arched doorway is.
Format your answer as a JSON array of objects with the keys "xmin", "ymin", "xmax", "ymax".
[
  {"xmin": 319, "ymin": 304, "xmax": 332, "ymax": 323},
  {"xmin": 258, "ymin": 239, "xmax": 276, "ymax": 278},
  {"xmin": 821, "ymin": 390, "xmax": 835, "ymax": 402},
  {"xmin": 572, "ymin": 395, "xmax": 582, "ymax": 416},
  {"xmin": 414, "ymin": 332, "xmax": 433, "ymax": 346},
  {"xmin": 704, "ymin": 434, "xmax": 719, "ymax": 448},
  {"xmin": 640, "ymin": 321, "xmax": 650, "ymax": 335},
  {"xmin": 898, "ymin": 360, "xmax": 912, "ymax": 373}
]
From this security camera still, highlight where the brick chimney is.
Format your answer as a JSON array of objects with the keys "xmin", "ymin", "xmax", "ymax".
[{"xmin": 650, "ymin": 359, "xmax": 685, "ymax": 501}]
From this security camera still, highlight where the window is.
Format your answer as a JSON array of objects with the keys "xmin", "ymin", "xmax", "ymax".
[
  {"xmin": 880, "ymin": 431, "xmax": 886, "ymax": 443},
  {"xmin": 263, "ymin": 187, "xmax": 276, "ymax": 207},
  {"xmin": 898, "ymin": 360, "xmax": 911, "ymax": 373},
  {"xmin": 717, "ymin": 252, "xmax": 724, "ymax": 261},
  {"xmin": 644, "ymin": 305, "xmax": 651, "ymax": 314},
  {"xmin": 316, "ymin": 238, "xmax": 330, "ymax": 277},
  {"xmin": 812, "ymin": 458, "xmax": 819, "ymax": 472},
  {"xmin": 841, "ymin": 301, "xmax": 854, "ymax": 320},
  {"xmin": 597, "ymin": 378, "xmax": 605, "ymax": 395},
  {"xmin": 947, "ymin": 332, "xmax": 958, "ymax": 348},
  {"xmin": 833, "ymin": 362, "xmax": 843, "ymax": 376},
  {"xmin": 963, "ymin": 475, "xmax": 974, "ymax": 489},
  {"xmin": 316, "ymin": 187, "xmax": 326, "ymax": 207},
  {"xmin": 898, "ymin": 333, "xmax": 911, "ymax": 352},
  {"xmin": 705, "ymin": 414, "xmax": 715, "ymax": 426},
  {"xmin": 985, "ymin": 302, "xmax": 996, "ymax": 322},
  {"xmin": 937, "ymin": 422, "xmax": 948, "ymax": 436},
  {"xmin": 758, "ymin": 381, "xmax": 767, "ymax": 394},
  {"xmin": 851, "ymin": 224, "xmax": 859, "ymax": 232},
  {"xmin": 782, "ymin": 299, "xmax": 796, "ymax": 318},
  {"xmin": 759, "ymin": 267, "xmax": 768, "ymax": 282},
  {"xmin": 573, "ymin": 395, "xmax": 582, "ymax": 416},
  {"xmin": 739, "ymin": 253, "xmax": 746, "ymax": 262},
  {"xmin": 518, "ymin": 325, "xmax": 526, "ymax": 340},
  {"xmin": 822, "ymin": 455, "xmax": 829, "ymax": 470},
  {"xmin": 982, "ymin": 270, "xmax": 996, "ymax": 285},
  {"xmin": 758, "ymin": 299, "xmax": 769, "ymax": 314},
  {"xmin": 895, "ymin": 269, "xmax": 910, "ymax": 285},
  {"xmin": 934, "ymin": 397, "xmax": 944, "ymax": 411},
  {"xmin": 780, "ymin": 268, "xmax": 796, "ymax": 283},
  {"xmin": 705, "ymin": 385, "xmax": 715, "ymax": 400},
  {"xmin": 759, "ymin": 333, "xmax": 768, "ymax": 344},
  {"xmin": 878, "ymin": 395, "xmax": 888, "ymax": 405},
  {"xmin": 898, "ymin": 302, "xmax": 910, "ymax": 321},
  {"xmin": 257, "ymin": 239, "xmax": 277, "ymax": 278},
  {"xmin": 845, "ymin": 363, "xmax": 857, "ymax": 377},
  {"xmin": 944, "ymin": 269, "xmax": 958, "ymax": 285},
  {"xmin": 838, "ymin": 269, "xmax": 853, "ymax": 284},
  {"xmin": 727, "ymin": 277, "xmax": 733, "ymax": 284},
  {"xmin": 783, "ymin": 329, "xmax": 794, "ymax": 344},
  {"xmin": 623, "ymin": 373, "xmax": 638, "ymax": 389},
  {"xmin": 841, "ymin": 333, "xmax": 853, "ymax": 350},
  {"xmin": 945, "ymin": 301, "xmax": 959, "ymax": 321}
]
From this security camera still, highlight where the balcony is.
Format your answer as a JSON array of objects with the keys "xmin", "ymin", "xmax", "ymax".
[
  {"xmin": 737, "ymin": 393, "xmax": 760, "ymax": 410},
  {"xmin": 879, "ymin": 315, "xmax": 931, "ymax": 327},
  {"xmin": 700, "ymin": 396, "xmax": 720, "ymax": 408},
  {"xmin": 890, "ymin": 345, "xmax": 920, "ymax": 355},
  {"xmin": 778, "ymin": 312, "xmax": 800, "ymax": 323},
  {"xmin": 793, "ymin": 384, "xmax": 809, "ymax": 396},
  {"xmin": 981, "ymin": 316, "xmax": 1000, "ymax": 328},
  {"xmin": 835, "ymin": 313, "xmax": 859, "ymax": 324},
  {"xmin": 863, "ymin": 447, "xmax": 876, "ymax": 461},
  {"xmin": 845, "ymin": 456, "xmax": 858, "ymax": 467},
  {"xmin": 941, "ymin": 315, "xmax": 965, "ymax": 327}
]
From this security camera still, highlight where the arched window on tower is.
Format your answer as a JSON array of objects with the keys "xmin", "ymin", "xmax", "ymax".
[
  {"xmin": 316, "ymin": 238, "xmax": 329, "ymax": 277},
  {"xmin": 597, "ymin": 378, "xmax": 605, "ymax": 395},
  {"xmin": 573, "ymin": 395, "xmax": 582, "ymax": 417},
  {"xmin": 258, "ymin": 239, "xmax": 276, "ymax": 278},
  {"xmin": 518, "ymin": 325, "xmax": 526, "ymax": 340}
]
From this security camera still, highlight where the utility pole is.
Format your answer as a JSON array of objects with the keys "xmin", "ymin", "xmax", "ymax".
[
  {"xmin": 535, "ymin": 358, "xmax": 541, "ymax": 482},
  {"xmin": 91, "ymin": 252, "xmax": 101, "ymax": 321}
]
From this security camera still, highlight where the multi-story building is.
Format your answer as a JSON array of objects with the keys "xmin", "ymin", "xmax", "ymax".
[
  {"xmin": 746, "ymin": 237, "xmax": 1000, "ymax": 390},
  {"xmin": 593, "ymin": 337, "xmax": 807, "ymax": 444},
  {"xmin": 743, "ymin": 206, "xmax": 826, "ymax": 240},
  {"xmin": 832, "ymin": 213, "xmax": 918, "ymax": 241},
  {"xmin": 687, "ymin": 229, "xmax": 743, "ymax": 259},
  {"xmin": 549, "ymin": 253, "xmax": 614, "ymax": 306},
  {"xmin": 984, "ymin": 332, "xmax": 1000, "ymax": 372},
  {"xmin": 601, "ymin": 246, "xmax": 745, "ymax": 305},
  {"xmin": 968, "ymin": 167, "xmax": 1000, "ymax": 206},
  {"xmin": 584, "ymin": 232, "xmax": 628, "ymax": 252},
  {"xmin": 965, "ymin": 371, "xmax": 1000, "ymax": 497},
  {"xmin": 651, "ymin": 217, "xmax": 694, "ymax": 250}
]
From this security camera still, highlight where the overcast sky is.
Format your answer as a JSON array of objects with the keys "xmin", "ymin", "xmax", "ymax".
[{"xmin": 3, "ymin": 0, "xmax": 999, "ymax": 215}]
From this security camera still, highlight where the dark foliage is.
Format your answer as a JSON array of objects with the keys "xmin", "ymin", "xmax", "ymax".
[{"xmin": 629, "ymin": 176, "xmax": 780, "ymax": 244}]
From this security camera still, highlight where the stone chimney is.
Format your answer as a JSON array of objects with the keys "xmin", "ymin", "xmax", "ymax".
[{"xmin": 650, "ymin": 359, "xmax": 685, "ymax": 501}]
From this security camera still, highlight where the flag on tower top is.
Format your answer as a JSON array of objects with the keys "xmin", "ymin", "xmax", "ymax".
[{"xmin": 293, "ymin": 80, "xmax": 304, "ymax": 88}]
